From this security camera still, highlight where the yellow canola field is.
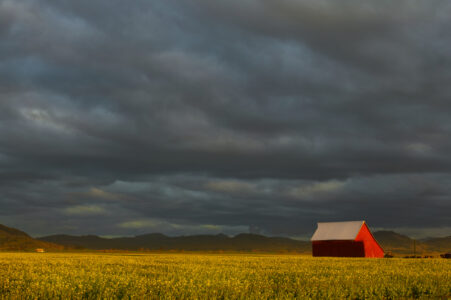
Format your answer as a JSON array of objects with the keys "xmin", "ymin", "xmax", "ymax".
[{"xmin": 0, "ymin": 253, "xmax": 450, "ymax": 299}]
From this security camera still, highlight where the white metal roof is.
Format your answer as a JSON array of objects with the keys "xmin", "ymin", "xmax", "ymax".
[{"xmin": 310, "ymin": 221, "xmax": 365, "ymax": 241}]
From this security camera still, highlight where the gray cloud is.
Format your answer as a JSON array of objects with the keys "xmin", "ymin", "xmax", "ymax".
[{"xmin": 0, "ymin": 0, "xmax": 450, "ymax": 238}]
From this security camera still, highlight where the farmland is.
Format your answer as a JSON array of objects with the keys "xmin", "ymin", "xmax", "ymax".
[{"xmin": 0, "ymin": 253, "xmax": 450, "ymax": 299}]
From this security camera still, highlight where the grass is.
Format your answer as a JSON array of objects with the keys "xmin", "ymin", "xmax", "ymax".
[{"xmin": 0, "ymin": 252, "xmax": 450, "ymax": 299}]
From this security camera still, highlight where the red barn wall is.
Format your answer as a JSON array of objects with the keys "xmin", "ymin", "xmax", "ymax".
[
  {"xmin": 312, "ymin": 240, "xmax": 365, "ymax": 257},
  {"xmin": 354, "ymin": 223, "xmax": 384, "ymax": 258}
]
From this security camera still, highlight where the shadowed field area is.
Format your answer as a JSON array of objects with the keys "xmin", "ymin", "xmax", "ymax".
[{"xmin": 0, "ymin": 253, "xmax": 450, "ymax": 299}]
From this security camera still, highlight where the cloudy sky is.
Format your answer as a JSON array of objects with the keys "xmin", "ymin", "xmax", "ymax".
[{"xmin": 1, "ymin": 0, "xmax": 450, "ymax": 239}]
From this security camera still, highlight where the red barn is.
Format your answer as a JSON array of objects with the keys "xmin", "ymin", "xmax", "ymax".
[{"xmin": 311, "ymin": 221, "xmax": 384, "ymax": 258}]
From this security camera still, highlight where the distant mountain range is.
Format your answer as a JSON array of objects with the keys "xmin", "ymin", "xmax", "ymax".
[
  {"xmin": 37, "ymin": 230, "xmax": 451, "ymax": 255},
  {"xmin": 38, "ymin": 233, "xmax": 311, "ymax": 253},
  {"xmin": 0, "ymin": 224, "xmax": 65, "ymax": 251},
  {"xmin": 0, "ymin": 224, "xmax": 449, "ymax": 254}
]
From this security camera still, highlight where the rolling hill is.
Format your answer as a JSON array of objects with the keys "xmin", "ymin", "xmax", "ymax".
[
  {"xmin": 373, "ymin": 231, "xmax": 451, "ymax": 255},
  {"xmin": 421, "ymin": 236, "xmax": 451, "ymax": 253},
  {"xmin": 0, "ymin": 224, "xmax": 64, "ymax": 251}
]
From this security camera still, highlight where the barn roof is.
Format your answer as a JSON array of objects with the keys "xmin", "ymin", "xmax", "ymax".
[{"xmin": 310, "ymin": 221, "xmax": 365, "ymax": 241}]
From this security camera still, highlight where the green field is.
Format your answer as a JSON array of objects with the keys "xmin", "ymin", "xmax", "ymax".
[{"xmin": 1, "ymin": 253, "xmax": 450, "ymax": 299}]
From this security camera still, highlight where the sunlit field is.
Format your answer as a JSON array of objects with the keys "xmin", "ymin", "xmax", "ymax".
[{"xmin": 1, "ymin": 253, "xmax": 450, "ymax": 299}]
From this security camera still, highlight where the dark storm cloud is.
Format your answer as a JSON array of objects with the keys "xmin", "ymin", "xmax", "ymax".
[{"xmin": 1, "ymin": 0, "xmax": 450, "ymax": 238}]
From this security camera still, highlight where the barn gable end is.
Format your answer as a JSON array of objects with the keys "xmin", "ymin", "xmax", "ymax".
[{"xmin": 355, "ymin": 222, "xmax": 384, "ymax": 257}]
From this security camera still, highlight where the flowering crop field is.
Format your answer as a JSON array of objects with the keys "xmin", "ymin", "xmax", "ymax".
[{"xmin": 0, "ymin": 253, "xmax": 450, "ymax": 299}]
